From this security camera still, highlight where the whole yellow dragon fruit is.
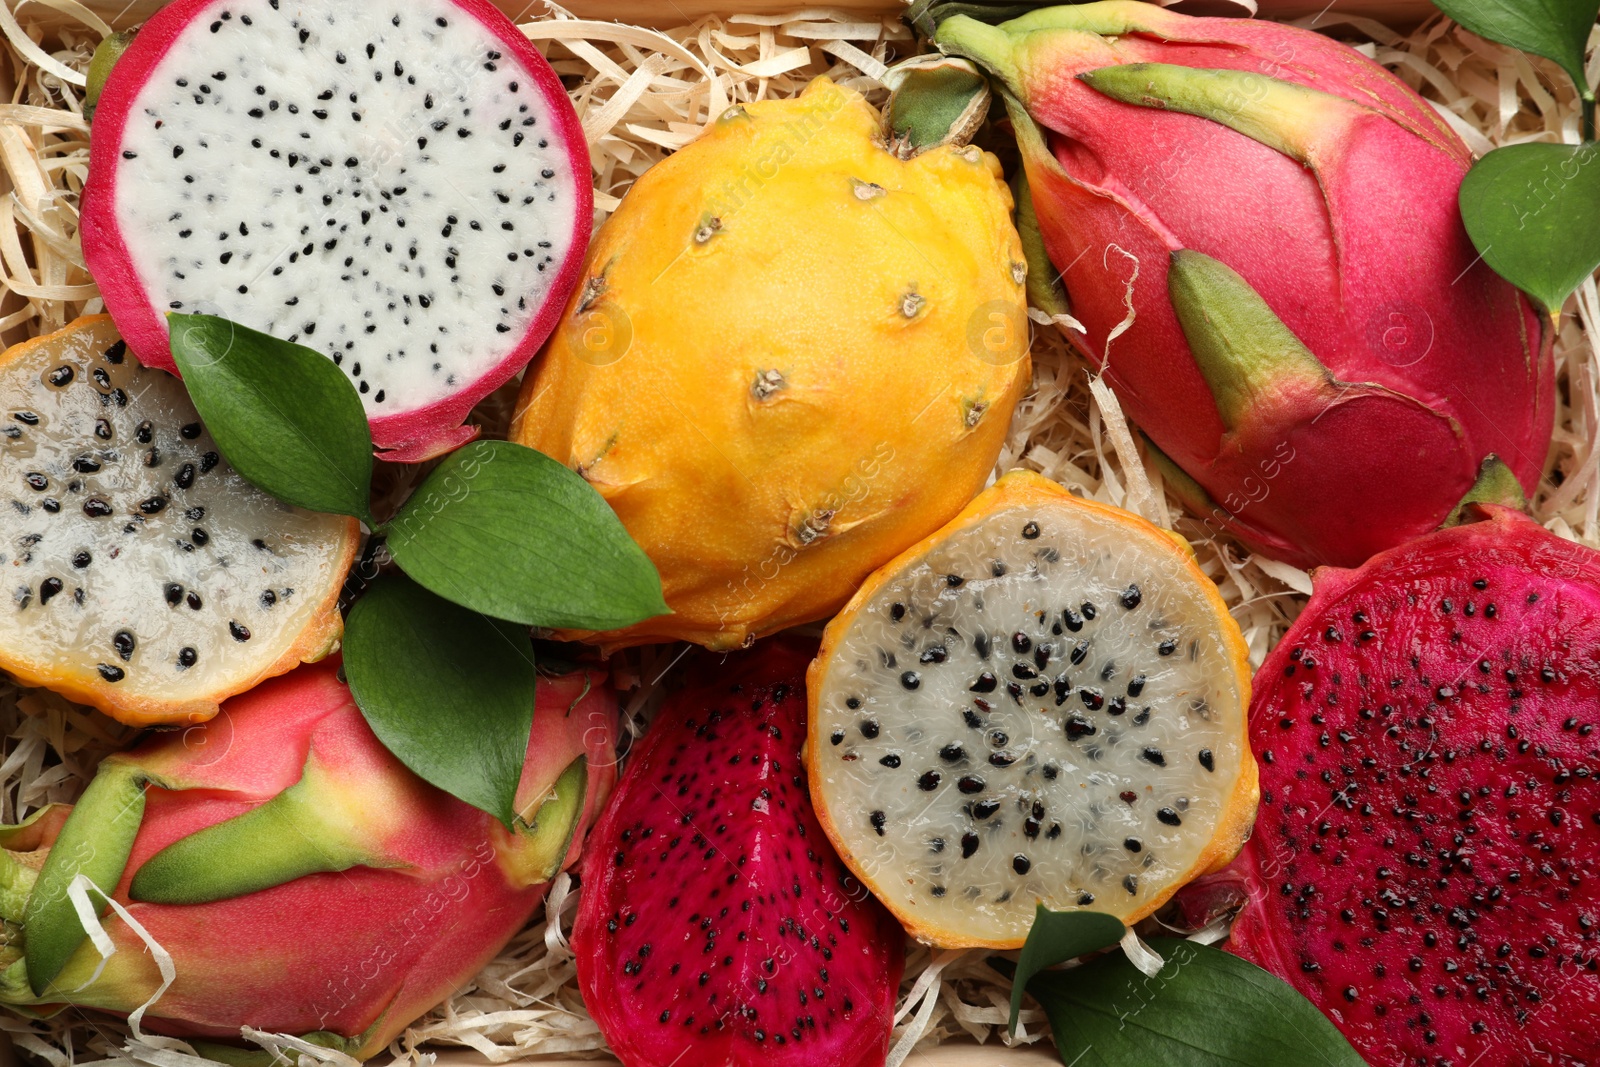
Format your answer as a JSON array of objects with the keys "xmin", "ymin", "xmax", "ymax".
[{"xmin": 514, "ymin": 77, "xmax": 1030, "ymax": 650}]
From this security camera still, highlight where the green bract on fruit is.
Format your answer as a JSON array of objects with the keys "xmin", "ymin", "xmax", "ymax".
[
  {"xmin": 0, "ymin": 660, "xmax": 616, "ymax": 1059},
  {"xmin": 81, "ymin": 0, "xmax": 592, "ymax": 463},
  {"xmin": 574, "ymin": 639, "xmax": 905, "ymax": 1067},
  {"xmin": 0, "ymin": 316, "xmax": 357, "ymax": 726},
  {"xmin": 808, "ymin": 470, "xmax": 1256, "ymax": 948},
  {"xmin": 514, "ymin": 77, "xmax": 1030, "ymax": 651},
  {"xmin": 1228, "ymin": 505, "xmax": 1600, "ymax": 1064}
]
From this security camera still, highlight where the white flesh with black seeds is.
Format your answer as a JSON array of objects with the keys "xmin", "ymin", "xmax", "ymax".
[
  {"xmin": 110, "ymin": 0, "xmax": 579, "ymax": 412},
  {"xmin": 812, "ymin": 502, "xmax": 1247, "ymax": 944},
  {"xmin": 0, "ymin": 318, "xmax": 350, "ymax": 709}
]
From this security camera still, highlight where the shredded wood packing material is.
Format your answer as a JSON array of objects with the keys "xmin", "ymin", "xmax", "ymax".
[{"xmin": 0, "ymin": 1, "xmax": 1594, "ymax": 1062}]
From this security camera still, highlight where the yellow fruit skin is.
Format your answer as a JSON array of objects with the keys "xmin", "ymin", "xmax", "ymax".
[
  {"xmin": 808, "ymin": 470, "xmax": 1259, "ymax": 949},
  {"xmin": 513, "ymin": 78, "xmax": 1031, "ymax": 651}
]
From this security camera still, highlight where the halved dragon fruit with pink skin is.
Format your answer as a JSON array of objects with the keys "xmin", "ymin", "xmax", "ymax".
[
  {"xmin": 574, "ymin": 638, "xmax": 905, "ymax": 1067},
  {"xmin": 933, "ymin": 3, "xmax": 1554, "ymax": 569},
  {"xmin": 1226, "ymin": 505, "xmax": 1600, "ymax": 1064},
  {"xmin": 81, "ymin": 0, "xmax": 592, "ymax": 462},
  {"xmin": 0, "ymin": 659, "xmax": 617, "ymax": 1060}
]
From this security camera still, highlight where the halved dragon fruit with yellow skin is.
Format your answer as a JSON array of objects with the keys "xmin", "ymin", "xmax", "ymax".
[
  {"xmin": 933, "ymin": 2, "xmax": 1554, "ymax": 569},
  {"xmin": 82, "ymin": 0, "xmax": 592, "ymax": 462},
  {"xmin": 0, "ymin": 315, "xmax": 358, "ymax": 726},
  {"xmin": 0, "ymin": 659, "xmax": 617, "ymax": 1059}
]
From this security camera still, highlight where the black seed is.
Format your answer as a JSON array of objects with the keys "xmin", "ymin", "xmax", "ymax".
[
  {"xmin": 1012, "ymin": 855, "xmax": 1031, "ymax": 875},
  {"xmin": 135, "ymin": 420, "xmax": 153, "ymax": 443},
  {"xmin": 1065, "ymin": 716, "xmax": 1096, "ymax": 740},
  {"xmin": 192, "ymin": 528, "xmax": 209, "ymax": 547},
  {"xmin": 957, "ymin": 775, "xmax": 985, "ymax": 794},
  {"xmin": 1125, "ymin": 837, "xmax": 1143, "ymax": 852},
  {"xmin": 878, "ymin": 754, "xmax": 901, "ymax": 769},
  {"xmin": 200, "ymin": 451, "xmax": 220, "ymax": 473},
  {"xmin": 164, "ymin": 583, "xmax": 183, "ymax": 606},
  {"xmin": 900, "ymin": 671, "xmax": 920, "ymax": 690},
  {"xmin": 1062, "ymin": 607, "xmax": 1083, "ymax": 631},
  {"xmin": 1123, "ymin": 874, "xmax": 1139, "ymax": 894},
  {"xmin": 38, "ymin": 577, "xmax": 63, "ymax": 605},
  {"xmin": 73, "ymin": 456, "xmax": 101, "ymax": 474},
  {"xmin": 1081, "ymin": 602, "xmax": 1097, "ymax": 620},
  {"xmin": 1021, "ymin": 521, "xmax": 1040, "ymax": 539},
  {"xmin": 72, "ymin": 551, "xmax": 91, "ymax": 569},
  {"xmin": 1198, "ymin": 749, "xmax": 1215, "ymax": 772},
  {"xmin": 97, "ymin": 664, "xmax": 125, "ymax": 682},
  {"xmin": 860, "ymin": 719, "xmax": 880, "ymax": 739},
  {"xmin": 180, "ymin": 423, "xmax": 202, "ymax": 439},
  {"xmin": 187, "ymin": 591, "xmax": 202, "ymax": 610},
  {"xmin": 940, "ymin": 744, "xmax": 965, "ymax": 763},
  {"xmin": 961, "ymin": 832, "xmax": 979, "ymax": 858},
  {"xmin": 1158, "ymin": 638, "xmax": 1177, "ymax": 656},
  {"xmin": 175, "ymin": 463, "xmax": 196, "ymax": 490},
  {"xmin": 971, "ymin": 799, "xmax": 1000, "ymax": 819},
  {"xmin": 1011, "ymin": 632, "xmax": 1031, "ymax": 654},
  {"xmin": 229, "ymin": 621, "xmax": 251, "ymax": 641},
  {"xmin": 970, "ymin": 671, "xmax": 997, "ymax": 693},
  {"xmin": 1157, "ymin": 807, "xmax": 1182, "ymax": 826},
  {"xmin": 1127, "ymin": 673, "xmax": 1146, "ymax": 697},
  {"xmin": 140, "ymin": 496, "xmax": 168, "ymax": 515},
  {"xmin": 869, "ymin": 811, "xmax": 886, "ymax": 836},
  {"xmin": 918, "ymin": 770, "xmax": 941, "ymax": 791},
  {"xmin": 1141, "ymin": 747, "xmax": 1166, "ymax": 766},
  {"xmin": 47, "ymin": 365, "xmax": 73, "ymax": 386},
  {"xmin": 104, "ymin": 341, "xmax": 126, "ymax": 364},
  {"xmin": 1120, "ymin": 584, "xmax": 1141, "ymax": 609},
  {"xmin": 83, "ymin": 498, "xmax": 112, "ymax": 518},
  {"xmin": 112, "ymin": 630, "xmax": 135, "ymax": 660},
  {"xmin": 24, "ymin": 472, "xmax": 47, "ymax": 491},
  {"xmin": 177, "ymin": 647, "xmax": 197, "ymax": 669},
  {"xmin": 830, "ymin": 730, "xmax": 844, "ymax": 746}
]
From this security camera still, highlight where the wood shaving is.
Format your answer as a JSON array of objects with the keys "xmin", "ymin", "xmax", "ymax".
[{"xmin": 0, "ymin": 2, "xmax": 1593, "ymax": 1064}]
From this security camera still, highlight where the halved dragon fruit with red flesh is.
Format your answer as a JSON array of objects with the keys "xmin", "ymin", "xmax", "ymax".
[
  {"xmin": 574, "ymin": 639, "xmax": 905, "ymax": 1067},
  {"xmin": 1231, "ymin": 505, "xmax": 1600, "ymax": 1064},
  {"xmin": 82, "ymin": 0, "xmax": 591, "ymax": 462}
]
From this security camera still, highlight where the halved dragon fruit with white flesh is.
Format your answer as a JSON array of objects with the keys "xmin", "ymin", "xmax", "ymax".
[
  {"xmin": 82, "ymin": 0, "xmax": 592, "ymax": 462},
  {"xmin": 0, "ymin": 316, "xmax": 358, "ymax": 726},
  {"xmin": 808, "ymin": 471, "xmax": 1259, "ymax": 949}
]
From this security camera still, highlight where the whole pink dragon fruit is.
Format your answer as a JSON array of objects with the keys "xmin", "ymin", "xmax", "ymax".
[
  {"xmin": 1226, "ymin": 505, "xmax": 1600, "ymax": 1063},
  {"xmin": 933, "ymin": 2, "xmax": 1554, "ymax": 569},
  {"xmin": 0, "ymin": 660, "xmax": 617, "ymax": 1059}
]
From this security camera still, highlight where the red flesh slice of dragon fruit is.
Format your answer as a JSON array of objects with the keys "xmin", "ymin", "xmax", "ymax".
[
  {"xmin": 1230, "ymin": 504, "xmax": 1600, "ymax": 1065},
  {"xmin": 82, "ymin": 0, "xmax": 591, "ymax": 462},
  {"xmin": 574, "ymin": 638, "xmax": 906, "ymax": 1067}
]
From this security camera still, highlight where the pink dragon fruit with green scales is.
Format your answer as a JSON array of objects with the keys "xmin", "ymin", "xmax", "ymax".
[
  {"xmin": 0, "ymin": 659, "xmax": 617, "ymax": 1060},
  {"xmin": 930, "ymin": 1, "xmax": 1554, "ymax": 569}
]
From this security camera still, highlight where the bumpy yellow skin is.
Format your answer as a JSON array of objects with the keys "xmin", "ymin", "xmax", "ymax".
[{"xmin": 514, "ymin": 78, "xmax": 1031, "ymax": 650}]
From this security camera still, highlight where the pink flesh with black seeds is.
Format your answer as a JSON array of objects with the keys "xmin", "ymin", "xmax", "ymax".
[
  {"xmin": 574, "ymin": 639, "xmax": 905, "ymax": 1067},
  {"xmin": 1232, "ymin": 506, "xmax": 1600, "ymax": 1066}
]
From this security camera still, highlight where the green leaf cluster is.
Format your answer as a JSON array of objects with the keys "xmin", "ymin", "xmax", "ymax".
[
  {"xmin": 1006, "ymin": 906, "xmax": 1365, "ymax": 1066},
  {"xmin": 169, "ymin": 315, "xmax": 667, "ymax": 826},
  {"xmin": 1437, "ymin": 0, "xmax": 1600, "ymax": 312}
]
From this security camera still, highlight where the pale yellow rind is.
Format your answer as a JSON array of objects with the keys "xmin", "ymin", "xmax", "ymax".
[{"xmin": 807, "ymin": 468, "xmax": 1258, "ymax": 949}]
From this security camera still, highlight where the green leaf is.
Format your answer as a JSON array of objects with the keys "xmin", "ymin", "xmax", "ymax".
[
  {"xmin": 1007, "ymin": 904, "xmax": 1126, "ymax": 1033},
  {"xmin": 384, "ymin": 440, "xmax": 668, "ymax": 631},
  {"xmin": 1028, "ymin": 937, "xmax": 1365, "ymax": 1066},
  {"xmin": 168, "ymin": 314, "xmax": 374, "ymax": 522},
  {"xmin": 343, "ymin": 574, "xmax": 538, "ymax": 827},
  {"xmin": 1432, "ymin": 0, "xmax": 1599, "ymax": 103},
  {"xmin": 1459, "ymin": 141, "xmax": 1600, "ymax": 313}
]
